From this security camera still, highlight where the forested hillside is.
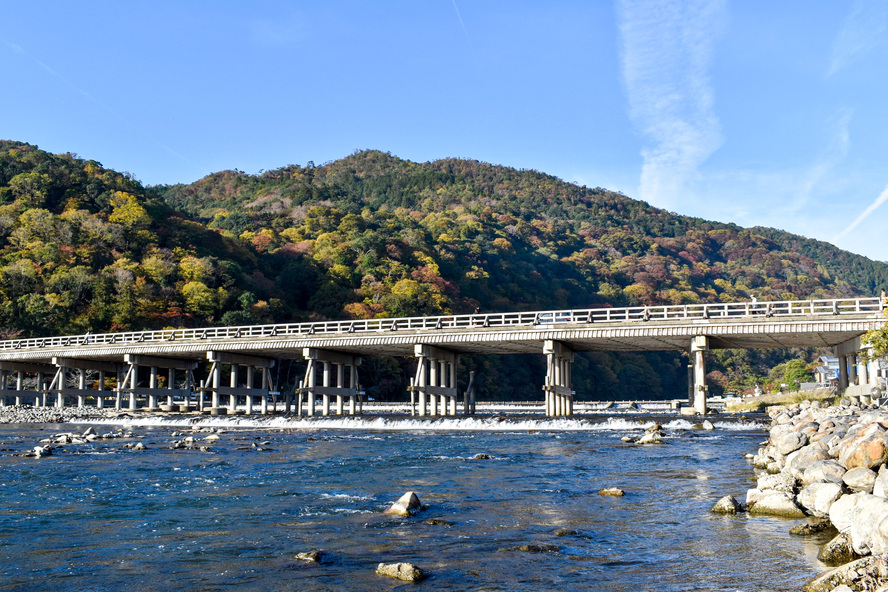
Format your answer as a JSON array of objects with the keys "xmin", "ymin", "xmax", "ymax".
[{"xmin": 1, "ymin": 141, "xmax": 885, "ymax": 400}]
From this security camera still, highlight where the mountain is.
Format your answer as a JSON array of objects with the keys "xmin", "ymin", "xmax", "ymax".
[{"xmin": 2, "ymin": 141, "xmax": 885, "ymax": 400}]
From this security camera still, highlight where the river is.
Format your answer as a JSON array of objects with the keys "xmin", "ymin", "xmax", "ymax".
[{"xmin": 0, "ymin": 414, "xmax": 829, "ymax": 591}]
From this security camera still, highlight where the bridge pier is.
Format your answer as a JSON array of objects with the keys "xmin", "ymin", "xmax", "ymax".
[
  {"xmin": 206, "ymin": 351, "xmax": 275, "ymax": 415},
  {"xmin": 49, "ymin": 358, "xmax": 120, "ymax": 410},
  {"xmin": 690, "ymin": 336, "xmax": 708, "ymax": 414},
  {"xmin": 300, "ymin": 348, "xmax": 361, "ymax": 417},
  {"xmin": 122, "ymin": 355, "xmax": 197, "ymax": 412},
  {"xmin": 410, "ymin": 344, "xmax": 459, "ymax": 417},
  {"xmin": 0, "ymin": 362, "xmax": 54, "ymax": 407},
  {"xmin": 543, "ymin": 340, "xmax": 574, "ymax": 416}
]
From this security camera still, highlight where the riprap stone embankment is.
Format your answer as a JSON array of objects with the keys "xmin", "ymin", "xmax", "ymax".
[{"xmin": 747, "ymin": 401, "xmax": 888, "ymax": 591}]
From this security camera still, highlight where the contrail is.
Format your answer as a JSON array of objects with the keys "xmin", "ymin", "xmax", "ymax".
[
  {"xmin": 3, "ymin": 40, "xmax": 190, "ymax": 165},
  {"xmin": 833, "ymin": 183, "xmax": 888, "ymax": 241},
  {"xmin": 451, "ymin": 0, "xmax": 471, "ymax": 45}
]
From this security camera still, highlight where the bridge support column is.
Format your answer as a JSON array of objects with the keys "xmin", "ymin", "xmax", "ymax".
[
  {"xmin": 838, "ymin": 354, "xmax": 849, "ymax": 390},
  {"xmin": 543, "ymin": 340, "xmax": 574, "ymax": 417},
  {"xmin": 691, "ymin": 336, "xmax": 708, "ymax": 414},
  {"xmin": 206, "ymin": 352, "xmax": 275, "ymax": 416},
  {"xmin": 848, "ymin": 353, "xmax": 859, "ymax": 386},
  {"xmin": 301, "ymin": 349, "xmax": 361, "ymax": 417},
  {"xmin": 411, "ymin": 345, "xmax": 459, "ymax": 417},
  {"xmin": 858, "ymin": 355, "xmax": 869, "ymax": 386}
]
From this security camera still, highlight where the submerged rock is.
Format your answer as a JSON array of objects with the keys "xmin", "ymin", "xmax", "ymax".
[
  {"xmin": 376, "ymin": 562, "xmax": 427, "ymax": 582},
  {"xmin": 384, "ymin": 491, "xmax": 423, "ymax": 517},
  {"xmin": 817, "ymin": 533, "xmax": 861, "ymax": 566},
  {"xmin": 501, "ymin": 544, "xmax": 559, "ymax": 553},
  {"xmin": 746, "ymin": 490, "xmax": 805, "ymax": 518},
  {"xmin": 295, "ymin": 550, "xmax": 323, "ymax": 563},
  {"xmin": 424, "ymin": 518, "xmax": 453, "ymax": 526},
  {"xmin": 598, "ymin": 487, "xmax": 625, "ymax": 497},
  {"xmin": 789, "ymin": 518, "xmax": 834, "ymax": 536}
]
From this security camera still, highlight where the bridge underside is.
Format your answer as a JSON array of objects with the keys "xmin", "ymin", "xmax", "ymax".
[{"xmin": 0, "ymin": 316, "xmax": 875, "ymax": 366}]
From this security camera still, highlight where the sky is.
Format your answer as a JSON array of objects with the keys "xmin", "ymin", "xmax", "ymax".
[{"xmin": 2, "ymin": 1, "xmax": 887, "ymax": 262}]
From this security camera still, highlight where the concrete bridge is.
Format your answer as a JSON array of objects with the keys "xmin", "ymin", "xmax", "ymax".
[{"xmin": 0, "ymin": 297, "xmax": 884, "ymax": 417}]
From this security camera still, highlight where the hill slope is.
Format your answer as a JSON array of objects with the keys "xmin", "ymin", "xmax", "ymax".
[{"xmin": 2, "ymin": 142, "xmax": 885, "ymax": 399}]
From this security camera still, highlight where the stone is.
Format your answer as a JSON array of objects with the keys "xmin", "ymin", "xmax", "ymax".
[
  {"xmin": 796, "ymin": 482, "xmax": 843, "ymax": 517},
  {"xmin": 636, "ymin": 431, "xmax": 664, "ymax": 445},
  {"xmin": 501, "ymin": 544, "xmax": 559, "ymax": 553},
  {"xmin": 710, "ymin": 495, "xmax": 743, "ymax": 514},
  {"xmin": 746, "ymin": 490, "xmax": 805, "ymax": 518},
  {"xmin": 554, "ymin": 528, "xmax": 578, "ymax": 536},
  {"xmin": 376, "ymin": 562, "xmax": 427, "ymax": 582},
  {"xmin": 843, "ymin": 467, "xmax": 878, "ymax": 493},
  {"xmin": 789, "ymin": 518, "xmax": 834, "ymax": 536},
  {"xmin": 385, "ymin": 491, "xmax": 423, "ymax": 517},
  {"xmin": 473, "ymin": 453, "xmax": 490, "ymax": 460},
  {"xmin": 817, "ymin": 533, "xmax": 861, "ymax": 566},
  {"xmin": 802, "ymin": 460, "xmax": 847, "ymax": 486},
  {"xmin": 829, "ymin": 492, "xmax": 888, "ymax": 555},
  {"xmin": 804, "ymin": 555, "xmax": 886, "ymax": 592},
  {"xmin": 774, "ymin": 431, "xmax": 808, "ymax": 455},
  {"xmin": 133, "ymin": 442, "xmax": 145, "ymax": 451},
  {"xmin": 756, "ymin": 472, "xmax": 796, "ymax": 494},
  {"xmin": 874, "ymin": 465, "xmax": 888, "ymax": 498},
  {"xmin": 702, "ymin": 420, "xmax": 715, "ymax": 430},
  {"xmin": 787, "ymin": 445, "xmax": 831, "ymax": 481},
  {"xmin": 425, "ymin": 518, "xmax": 453, "ymax": 526},
  {"xmin": 598, "ymin": 487, "xmax": 625, "ymax": 497},
  {"xmin": 295, "ymin": 550, "xmax": 323, "ymax": 562},
  {"xmin": 837, "ymin": 423, "xmax": 888, "ymax": 470}
]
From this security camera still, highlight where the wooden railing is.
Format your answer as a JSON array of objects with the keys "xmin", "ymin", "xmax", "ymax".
[{"xmin": 0, "ymin": 297, "xmax": 882, "ymax": 352}]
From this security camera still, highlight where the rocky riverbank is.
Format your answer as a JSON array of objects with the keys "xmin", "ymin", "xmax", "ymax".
[
  {"xmin": 736, "ymin": 400, "xmax": 888, "ymax": 591},
  {"xmin": 0, "ymin": 404, "xmax": 120, "ymax": 424}
]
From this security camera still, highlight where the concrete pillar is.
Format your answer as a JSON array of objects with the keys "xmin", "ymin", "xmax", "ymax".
[
  {"xmin": 244, "ymin": 366, "xmax": 253, "ymax": 415},
  {"xmin": 306, "ymin": 361, "xmax": 316, "ymax": 417},
  {"xmin": 115, "ymin": 369, "xmax": 123, "ymax": 410},
  {"xmin": 691, "ymin": 336, "xmax": 708, "ymax": 414},
  {"xmin": 838, "ymin": 354, "xmax": 849, "ymax": 390},
  {"xmin": 229, "ymin": 365, "xmax": 238, "ymax": 412},
  {"xmin": 78, "ymin": 370, "xmax": 86, "ymax": 408},
  {"xmin": 148, "ymin": 367, "xmax": 158, "ymax": 409},
  {"xmin": 858, "ymin": 355, "xmax": 870, "ymax": 386},
  {"xmin": 211, "ymin": 364, "xmax": 220, "ymax": 409},
  {"xmin": 349, "ymin": 365, "xmax": 358, "ymax": 415},
  {"xmin": 849, "ymin": 354, "xmax": 859, "ymax": 386},
  {"xmin": 167, "ymin": 368, "xmax": 175, "ymax": 407},
  {"xmin": 335, "ymin": 364, "xmax": 344, "ymax": 415},
  {"xmin": 417, "ymin": 358, "xmax": 427, "ymax": 417},
  {"xmin": 321, "ymin": 362, "xmax": 331, "ymax": 416},
  {"xmin": 130, "ymin": 365, "xmax": 138, "ymax": 410},
  {"xmin": 97, "ymin": 370, "xmax": 105, "ymax": 408}
]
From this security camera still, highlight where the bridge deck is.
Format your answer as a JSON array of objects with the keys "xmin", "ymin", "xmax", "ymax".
[{"xmin": 0, "ymin": 297, "xmax": 882, "ymax": 365}]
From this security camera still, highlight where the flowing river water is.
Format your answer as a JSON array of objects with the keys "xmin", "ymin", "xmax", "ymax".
[{"xmin": 0, "ymin": 414, "xmax": 831, "ymax": 591}]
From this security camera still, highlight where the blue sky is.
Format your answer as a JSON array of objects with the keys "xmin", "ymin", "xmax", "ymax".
[{"xmin": 2, "ymin": 1, "xmax": 887, "ymax": 262}]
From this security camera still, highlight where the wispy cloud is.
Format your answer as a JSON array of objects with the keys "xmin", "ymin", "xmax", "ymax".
[
  {"xmin": 451, "ymin": 0, "xmax": 471, "ymax": 46},
  {"xmin": 833, "ymin": 184, "xmax": 888, "ymax": 243},
  {"xmin": 3, "ymin": 40, "xmax": 189, "ymax": 165},
  {"xmin": 828, "ymin": 0, "xmax": 888, "ymax": 77},
  {"xmin": 616, "ymin": 0, "xmax": 728, "ymax": 211}
]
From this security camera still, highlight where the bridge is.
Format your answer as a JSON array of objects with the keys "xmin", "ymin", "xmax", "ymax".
[{"xmin": 0, "ymin": 297, "xmax": 883, "ymax": 417}]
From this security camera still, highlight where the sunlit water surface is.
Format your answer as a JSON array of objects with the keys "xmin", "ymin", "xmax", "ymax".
[{"xmin": 0, "ymin": 415, "xmax": 829, "ymax": 591}]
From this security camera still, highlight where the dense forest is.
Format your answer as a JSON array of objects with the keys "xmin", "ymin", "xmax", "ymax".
[{"xmin": 1, "ymin": 141, "xmax": 885, "ymax": 400}]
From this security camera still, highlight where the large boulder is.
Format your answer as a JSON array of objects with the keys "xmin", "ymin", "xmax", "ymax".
[
  {"xmin": 774, "ymin": 431, "xmax": 809, "ymax": 456},
  {"xmin": 829, "ymin": 493, "xmax": 888, "ymax": 555},
  {"xmin": 756, "ymin": 472, "xmax": 796, "ymax": 494},
  {"xmin": 837, "ymin": 423, "xmax": 888, "ymax": 470},
  {"xmin": 804, "ymin": 555, "xmax": 888, "ymax": 592},
  {"xmin": 796, "ymin": 482, "xmax": 843, "ymax": 517},
  {"xmin": 843, "ymin": 467, "xmax": 878, "ymax": 493},
  {"xmin": 746, "ymin": 489, "xmax": 806, "ymax": 518},
  {"xmin": 816, "ymin": 533, "xmax": 861, "ymax": 566},
  {"xmin": 873, "ymin": 465, "xmax": 888, "ymax": 498},
  {"xmin": 802, "ymin": 460, "xmax": 847, "ymax": 486},
  {"xmin": 787, "ymin": 445, "xmax": 832, "ymax": 481}
]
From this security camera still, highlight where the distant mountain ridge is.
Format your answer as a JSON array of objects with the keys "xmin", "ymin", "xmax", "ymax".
[{"xmin": 1, "ymin": 140, "xmax": 884, "ymax": 399}]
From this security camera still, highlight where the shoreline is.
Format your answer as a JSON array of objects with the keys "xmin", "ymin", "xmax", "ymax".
[{"xmin": 740, "ymin": 400, "xmax": 888, "ymax": 591}]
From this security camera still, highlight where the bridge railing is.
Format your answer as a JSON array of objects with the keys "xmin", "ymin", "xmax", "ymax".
[{"xmin": 0, "ymin": 297, "xmax": 882, "ymax": 352}]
